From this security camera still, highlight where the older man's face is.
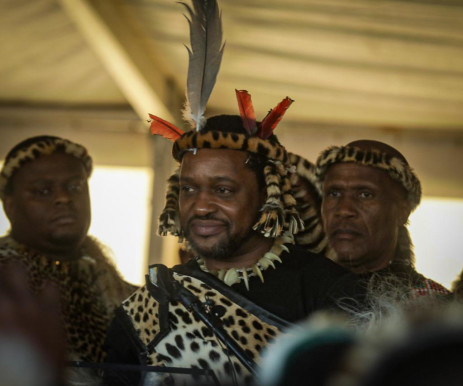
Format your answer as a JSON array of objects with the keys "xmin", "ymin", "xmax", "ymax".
[
  {"xmin": 321, "ymin": 163, "xmax": 409, "ymax": 273},
  {"xmin": 4, "ymin": 153, "xmax": 91, "ymax": 257}
]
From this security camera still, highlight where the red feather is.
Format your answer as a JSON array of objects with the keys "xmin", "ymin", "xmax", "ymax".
[
  {"xmin": 149, "ymin": 114, "xmax": 184, "ymax": 142},
  {"xmin": 235, "ymin": 89, "xmax": 257, "ymax": 135},
  {"xmin": 257, "ymin": 97, "xmax": 294, "ymax": 139}
]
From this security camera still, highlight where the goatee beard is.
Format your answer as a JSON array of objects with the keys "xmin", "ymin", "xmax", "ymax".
[{"xmin": 187, "ymin": 229, "xmax": 256, "ymax": 262}]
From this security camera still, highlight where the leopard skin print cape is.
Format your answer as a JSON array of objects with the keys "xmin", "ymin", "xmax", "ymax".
[
  {"xmin": 0, "ymin": 235, "xmax": 135, "ymax": 363},
  {"xmin": 113, "ymin": 264, "xmax": 291, "ymax": 386}
]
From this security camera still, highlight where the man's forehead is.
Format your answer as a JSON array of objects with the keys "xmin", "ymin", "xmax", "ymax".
[
  {"xmin": 179, "ymin": 148, "xmax": 254, "ymax": 183},
  {"xmin": 326, "ymin": 162, "xmax": 391, "ymax": 184},
  {"xmin": 181, "ymin": 148, "xmax": 249, "ymax": 165},
  {"xmin": 325, "ymin": 162, "xmax": 406, "ymax": 196}
]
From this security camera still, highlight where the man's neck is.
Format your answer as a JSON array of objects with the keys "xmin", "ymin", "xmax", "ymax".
[{"xmin": 10, "ymin": 235, "xmax": 83, "ymax": 262}]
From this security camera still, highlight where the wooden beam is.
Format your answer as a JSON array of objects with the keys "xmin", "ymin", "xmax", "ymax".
[
  {"xmin": 59, "ymin": 0, "xmax": 182, "ymax": 267},
  {"xmin": 58, "ymin": 0, "xmax": 182, "ymax": 123}
]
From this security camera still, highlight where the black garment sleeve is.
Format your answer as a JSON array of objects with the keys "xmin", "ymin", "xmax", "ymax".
[{"xmin": 102, "ymin": 307, "xmax": 145, "ymax": 386}]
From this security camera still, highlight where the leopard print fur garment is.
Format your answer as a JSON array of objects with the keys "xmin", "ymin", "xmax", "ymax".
[
  {"xmin": 0, "ymin": 235, "xmax": 135, "ymax": 362},
  {"xmin": 120, "ymin": 269, "xmax": 288, "ymax": 385}
]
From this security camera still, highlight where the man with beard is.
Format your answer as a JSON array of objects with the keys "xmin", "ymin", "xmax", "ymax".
[
  {"xmin": 315, "ymin": 140, "xmax": 450, "ymax": 298},
  {"xmin": 0, "ymin": 136, "xmax": 135, "ymax": 369},
  {"xmin": 103, "ymin": 114, "xmax": 367, "ymax": 386}
]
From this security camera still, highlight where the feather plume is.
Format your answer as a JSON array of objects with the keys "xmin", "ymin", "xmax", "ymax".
[
  {"xmin": 235, "ymin": 89, "xmax": 257, "ymax": 135},
  {"xmin": 181, "ymin": 0, "xmax": 225, "ymax": 131},
  {"xmin": 149, "ymin": 114, "xmax": 184, "ymax": 142},
  {"xmin": 258, "ymin": 97, "xmax": 294, "ymax": 139}
]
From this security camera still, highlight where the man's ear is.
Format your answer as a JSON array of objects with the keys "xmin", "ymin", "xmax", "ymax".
[{"xmin": 398, "ymin": 198, "xmax": 411, "ymax": 226}]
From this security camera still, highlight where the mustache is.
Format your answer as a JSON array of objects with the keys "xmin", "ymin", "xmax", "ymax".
[
  {"xmin": 328, "ymin": 221, "xmax": 362, "ymax": 236},
  {"xmin": 188, "ymin": 213, "xmax": 225, "ymax": 222},
  {"xmin": 185, "ymin": 214, "xmax": 229, "ymax": 231}
]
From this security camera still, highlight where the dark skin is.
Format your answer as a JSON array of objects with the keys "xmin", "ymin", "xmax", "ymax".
[
  {"xmin": 321, "ymin": 162, "xmax": 410, "ymax": 274},
  {"xmin": 179, "ymin": 148, "xmax": 272, "ymax": 270},
  {"xmin": 3, "ymin": 152, "xmax": 91, "ymax": 261}
]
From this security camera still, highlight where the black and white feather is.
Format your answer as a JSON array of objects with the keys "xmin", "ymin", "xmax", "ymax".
[{"xmin": 181, "ymin": 0, "xmax": 225, "ymax": 130}]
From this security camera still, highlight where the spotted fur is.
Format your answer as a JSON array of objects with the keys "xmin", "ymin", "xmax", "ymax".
[
  {"xmin": 121, "ymin": 272, "xmax": 283, "ymax": 385},
  {"xmin": 173, "ymin": 130, "xmax": 288, "ymax": 163},
  {"xmin": 0, "ymin": 235, "xmax": 134, "ymax": 362}
]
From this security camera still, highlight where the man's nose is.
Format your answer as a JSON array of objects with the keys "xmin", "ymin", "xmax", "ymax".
[
  {"xmin": 335, "ymin": 195, "xmax": 357, "ymax": 217},
  {"xmin": 53, "ymin": 187, "xmax": 71, "ymax": 205},
  {"xmin": 193, "ymin": 191, "xmax": 216, "ymax": 215}
]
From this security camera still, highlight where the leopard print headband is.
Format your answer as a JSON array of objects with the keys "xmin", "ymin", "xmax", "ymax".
[
  {"xmin": 315, "ymin": 145, "xmax": 422, "ymax": 211},
  {"xmin": 0, "ymin": 136, "xmax": 92, "ymax": 199}
]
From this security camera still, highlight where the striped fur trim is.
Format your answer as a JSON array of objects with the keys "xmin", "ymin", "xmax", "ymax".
[
  {"xmin": 288, "ymin": 152, "xmax": 328, "ymax": 254},
  {"xmin": 315, "ymin": 145, "xmax": 421, "ymax": 211},
  {"xmin": 0, "ymin": 137, "xmax": 92, "ymax": 199},
  {"xmin": 158, "ymin": 169, "xmax": 182, "ymax": 238}
]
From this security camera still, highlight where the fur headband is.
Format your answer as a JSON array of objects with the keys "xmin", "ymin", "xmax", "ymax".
[{"xmin": 173, "ymin": 130, "xmax": 288, "ymax": 163}]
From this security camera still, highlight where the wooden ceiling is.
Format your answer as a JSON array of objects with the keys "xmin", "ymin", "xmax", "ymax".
[{"xmin": 1, "ymin": 0, "xmax": 463, "ymax": 131}]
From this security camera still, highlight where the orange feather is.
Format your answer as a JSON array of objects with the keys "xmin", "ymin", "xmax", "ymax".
[
  {"xmin": 235, "ymin": 89, "xmax": 257, "ymax": 135},
  {"xmin": 149, "ymin": 114, "xmax": 184, "ymax": 142},
  {"xmin": 258, "ymin": 97, "xmax": 294, "ymax": 139}
]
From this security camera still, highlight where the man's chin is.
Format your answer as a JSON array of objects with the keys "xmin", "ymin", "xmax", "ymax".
[
  {"xmin": 188, "ymin": 237, "xmax": 236, "ymax": 262},
  {"xmin": 49, "ymin": 232, "xmax": 86, "ymax": 249},
  {"xmin": 334, "ymin": 249, "xmax": 362, "ymax": 267}
]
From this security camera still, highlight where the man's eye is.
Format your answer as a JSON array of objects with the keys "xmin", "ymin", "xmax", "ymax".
[
  {"xmin": 216, "ymin": 187, "xmax": 232, "ymax": 195},
  {"xmin": 68, "ymin": 182, "xmax": 83, "ymax": 192},
  {"xmin": 359, "ymin": 191, "xmax": 373, "ymax": 199},
  {"xmin": 326, "ymin": 190, "xmax": 340, "ymax": 198},
  {"xmin": 34, "ymin": 188, "xmax": 51, "ymax": 197},
  {"xmin": 180, "ymin": 185, "xmax": 195, "ymax": 193}
]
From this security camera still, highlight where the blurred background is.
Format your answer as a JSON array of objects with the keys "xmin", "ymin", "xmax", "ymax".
[{"xmin": 0, "ymin": 0, "xmax": 462, "ymax": 287}]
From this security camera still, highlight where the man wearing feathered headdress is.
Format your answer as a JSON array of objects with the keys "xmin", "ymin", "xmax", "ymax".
[{"xmin": 103, "ymin": 1, "xmax": 367, "ymax": 385}]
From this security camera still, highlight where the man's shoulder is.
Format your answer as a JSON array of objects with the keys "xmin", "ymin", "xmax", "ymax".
[
  {"xmin": 379, "ymin": 263, "xmax": 451, "ymax": 297},
  {"xmin": 0, "ymin": 235, "xmax": 21, "ymax": 253},
  {"xmin": 412, "ymin": 272, "xmax": 451, "ymax": 297},
  {"xmin": 0, "ymin": 236, "xmax": 30, "ymax": 263},
  {"xmin": 283, "ymin": 243, "xmax": 350, "ymax": 272}
]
